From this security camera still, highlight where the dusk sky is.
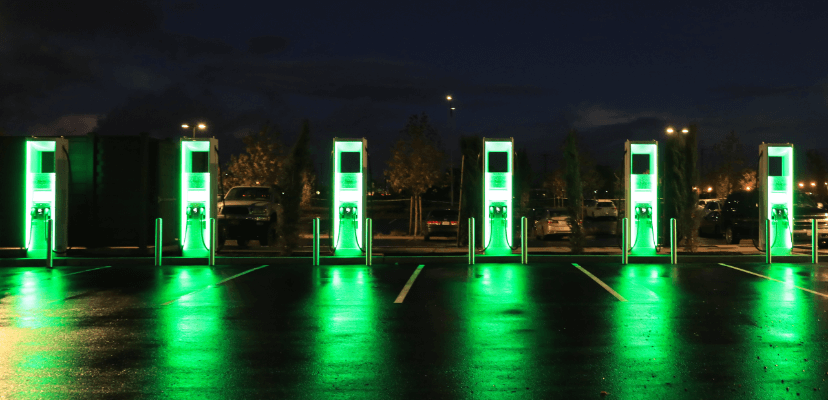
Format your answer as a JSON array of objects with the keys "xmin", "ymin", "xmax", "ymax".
[{"xmin": 2, "ymin": 0, "xmax": 827, "ymax": 173}]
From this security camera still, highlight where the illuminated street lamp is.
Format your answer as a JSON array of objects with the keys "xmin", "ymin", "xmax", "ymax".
[
  {"xmin": 446, "ymin": 95, "xmax": 454, "ymax": 117},
  {"xmin": 181, "ymin": 123, "xmax": 207, "ymax": 138},
  {"xmin": 811, "ymin": 182, "xmax": 817, "ymax": 187},
  {"xmin": 799, "ymin": 182, "xmax": 805, "ymax": 188},
  {"xmin": 707, "ymin": 187, "xmax": 713, "ymax": 192},
  {"xmin": 665, "ymin": 127, "xmax": 689, "ymax": 135}
]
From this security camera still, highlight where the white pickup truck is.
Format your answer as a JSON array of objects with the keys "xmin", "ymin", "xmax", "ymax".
[{"xmin": 217, "ymin": 186, "xmax": 281, "ymax": 247}]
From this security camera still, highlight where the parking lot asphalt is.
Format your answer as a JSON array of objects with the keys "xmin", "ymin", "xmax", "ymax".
[{"xmin": 1, "ymin": 261, "xmax": 828, "ymax": 398}]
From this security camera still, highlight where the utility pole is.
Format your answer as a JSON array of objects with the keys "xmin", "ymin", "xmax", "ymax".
[
  {"xmin": 447, "ymin": 95, "xmax": 456, "ymax": 207},
  {"xmin": 450, "ymin": 149, "xmax": 454, "ymax": 207}
]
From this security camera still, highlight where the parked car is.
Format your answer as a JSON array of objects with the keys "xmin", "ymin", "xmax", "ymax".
[
  {"xmin": 217, "ymin": 185, "xmax": 281, "ymax": 247},
  {"xmin": 699, "ymin": 190, "xmax": 757, "ymax": 243},
  {"xmin": 424, "ymin": 209, "xmax": 458, "ymax": 240},
  {"xmin": 699, "ymin": 191, "xmax": 828, "ymax": 246},
  {"xmin": 585, "ymin": 199, "xmax": 618, "ymax": 219},
  {"xmin": 792, "ymin": 193, "xmax": 828, "ymax": 244},
  {"xmin": 701, "ymin": 200, "xmax": 721, "ymax": 215},
  {"xmin": 532, "ymin": 207, "xmax": 571, "ymax": 240},
  {"xmin": 582, "ymin": 199, "xmax": 598, "ymax": 216}
]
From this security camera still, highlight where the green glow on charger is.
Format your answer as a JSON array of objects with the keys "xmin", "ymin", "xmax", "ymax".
[
  {"xmin": 762, "ymin": 144, "xmax": 794, "ymax": 255},
  {"xmin": 482, "ymin": 138, "xmax": 514, "ymax": 255},
  {"xmin": 332, "ymin": 139, "xmax": 367, "ymax": 257},
  {"xmin": 181, "ymin": 140, "xmax": 211, "ymax": 257},
  {"xmin": 25, "ymin": 140, "xmax": 57, "ymax": 257},
  {"xmin": 626, "ymin": 141, "xmax": 658, "ymax": 255}
]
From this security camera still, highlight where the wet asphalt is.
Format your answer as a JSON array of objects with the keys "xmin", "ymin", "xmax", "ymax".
[{"xmin": 1, "ymin": 261, "xmax": 828, "ymax": 399}]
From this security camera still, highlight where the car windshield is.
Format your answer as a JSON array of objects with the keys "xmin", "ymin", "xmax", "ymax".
[
  {"xmin": 429, "ymin": 210, "xmax": 456, "ymax": 219},
  {"xmin": 796, "ymin": 193, "xmax": 818, "ymax": 208},
  {"xmin": 597, "ymin": 202, "xmax": 613, "ymax": 207},
  {"xmin": 547, "ymin": 210, "xmax": 568, "ymax": 218},
  {"xmin": 225, "ymin": 187, "xmax": 270, "ymax": 200}
]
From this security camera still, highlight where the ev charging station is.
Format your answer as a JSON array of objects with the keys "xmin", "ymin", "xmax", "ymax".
[
  {"xmin": 624, "ymin": 140, "xmax": 659, "ymax": 256},
  {"xmin": 758, "ymin": 143, "xmax": 794, "ymax": 255},
  {"xmin": 332, "ymin": 138, "xmax": 368, "ymax": 257},
  {"xmin": 180, "ymin": 138, "xmax": 218, "ymax": 258},
  {"xmin": 482, "ymin": 138, "xmax": 514, "ymax": 256},
  {"xmin": 25, "ymin": 138, "xmax": 68, "ymax": 258}
]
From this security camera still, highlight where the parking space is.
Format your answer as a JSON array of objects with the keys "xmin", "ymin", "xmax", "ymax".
[{"xmin": 1, "ymin": 261, "xmax": 828, "ymax": 398}]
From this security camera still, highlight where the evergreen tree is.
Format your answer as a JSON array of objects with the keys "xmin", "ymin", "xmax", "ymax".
[
  {"xmin": 279, "ymin": 119, "xmax": 312, "ymax": 255},
  {"xmin": 564, "ymin": 129, "xmax": 586, "ymax": 253}
]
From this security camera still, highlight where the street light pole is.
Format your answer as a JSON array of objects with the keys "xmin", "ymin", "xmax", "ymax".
[
  {"xmin": 182, "ymin": 123, "xmax": 207, "ymax": 138},
  {"xmin": 447, "ymin": 95, "xmax": 455, "ymax": 207}
]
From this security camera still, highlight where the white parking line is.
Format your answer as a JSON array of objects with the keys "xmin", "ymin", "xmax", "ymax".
[
  {"xmin": 394, "ymin": 265, "xmax": 425, "ymax": 303},
  {"xmin": 572, "ymin": 263, "xmax": 627, "ymax": 302},
  {"xmin": 719, "ymin": 263, "xmax": 828, "ymax": 299},
  {"xmin": 60, "ymin": 266, "xmax": 113, "ymax": 276},
  {"xmin": 162, "ymin": 265, "xmax": 268, "ymax": 305}
]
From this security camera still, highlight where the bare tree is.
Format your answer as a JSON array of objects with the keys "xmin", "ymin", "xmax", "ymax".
[
  {"xmin": 384, "ymin": 113, "xmax": 444, "ymax": 236},
  {"xmin": 223, "ymin": 122, "xmax": 284, "ymax": 189},
  {"xmin": 738, "ymin": 168, "xmax": 757, "ymax": 191}
]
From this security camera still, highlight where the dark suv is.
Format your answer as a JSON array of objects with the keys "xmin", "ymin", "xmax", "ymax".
[
  {"xmin": 699, "ymin": 190, "xmax": 758, "ymax": 244},
  {"xmin": 699, "ymin": 190, "xmax": 828, "ymax": 246}
]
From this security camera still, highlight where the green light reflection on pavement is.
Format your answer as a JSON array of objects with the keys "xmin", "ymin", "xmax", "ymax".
[
  {"xmin": 749, "ymin": 264, "xmax": 821, "ymax": 393},
  {"xmin": 154, "ymin": 267, "xmax": 231, "ymax": 397},
  {"xmin": 459, "ymin": 264, "xmax": 538, "ymax": 396},
  {"xmin": 307, "ymin": 267, "xmax": 385, "ymax": 395},
  {"xmin": 604, "ymin": 265, "xmax": 680, "ymax": 397},
  {"xmin": 0, "ymin": 268, "xmax": 74, "ymax": 396}
]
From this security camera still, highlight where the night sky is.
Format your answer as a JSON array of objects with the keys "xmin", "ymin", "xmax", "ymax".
[{"xmin": 2, "ymin": 0, "xmax": 827, "ymax": 173}]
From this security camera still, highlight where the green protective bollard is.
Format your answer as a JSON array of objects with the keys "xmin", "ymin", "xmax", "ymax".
[
  {"xmin": 46, "ymin": 219, "xmax": 53, "ymax": 268},
  {"xmin": 521, "ymin": 216, "xmax": 528, "ymax": 264},
  {"xmin": 209, "ymin": 218, "xmax": 216, "ymax": 267},
  {"xmin": 670, "ymin": 218, "xmax": 677, "ymax": 265},
  {"xmin": 621, "ymin": 217, "xmax": 628, "ymax": 265},
  {"xmin": 812, "ymin": 219, "xmax": 818, "ymax": 264},
  {"xmin": 469, "ymin": 217, "xmax": 475, "ymax": 265},
  {"xmin": 765, "ymin": 219, "xmax": 772, "ymax": 264},
  {"xmin": 365, "ymin": 218, "xmax": 372, "ymax": 266},
  {"xmin": 155, "ymin": 218, "xmax": 163, "ymax": 267},
  {"xmin": 312, "ymin": 218, "xmax": 319, "ymax": 266}
]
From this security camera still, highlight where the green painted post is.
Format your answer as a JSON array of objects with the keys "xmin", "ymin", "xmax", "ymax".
[
  {"xmin": 812, "ymin": 219, "xmax": 818, "ymax": 264},
  {"xmin": 155, "ymin": 218, "xmax": 162, "ymax": 266},
  {"xmin": 365, "ymin": 218, "xmax": 372, "ymax": 266},
  {"xmin": 670, "ymin": 218, "xmax": 677, "ymax": 265},
  {"xmin": 469, "ymin": 217, "xmax": 475, "ymax": 265},
  {"xmin": 521, "ymin": 216, "xmax": 528, "ymax": 264},
  {"xmin": 621, "ymin": 217, "xmax": 628, "ymax": 264},
  {"xmin": 765, "ymin": 219, "xmax": 772, "ymax": 264},
  {"xmin": 46, "ymin": 219, "xmax": 53, "ymax": 268},
  {"xmin": 312, "ymin": 218, "xmax": 318, "ymax": 266},
  {"xmin": 209, "ymin": 218, "xmax": 216, "ymax": 267}
]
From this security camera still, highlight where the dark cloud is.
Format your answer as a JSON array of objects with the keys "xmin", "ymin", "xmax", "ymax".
[
  {"xmin": 0, "ymin": 0, "xmax": 163, "ymax": 38},
  {"xmin": 710, "ymin": 84, "xmax": 810, "ymax": 100},
  {"xmin": 247, "ymin": 36, "xmax": 289, "ymax": 55},
  {"xmin": 196, "ymin": 58, "xmax": 550, "ymax": 104},
  {"xmin": 146, "ymin": 32, "xmax": 235, "ymax": 59},
  {"xmin": 0, "ymin": 40, "xmax": 96, "ymax": 129}
]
